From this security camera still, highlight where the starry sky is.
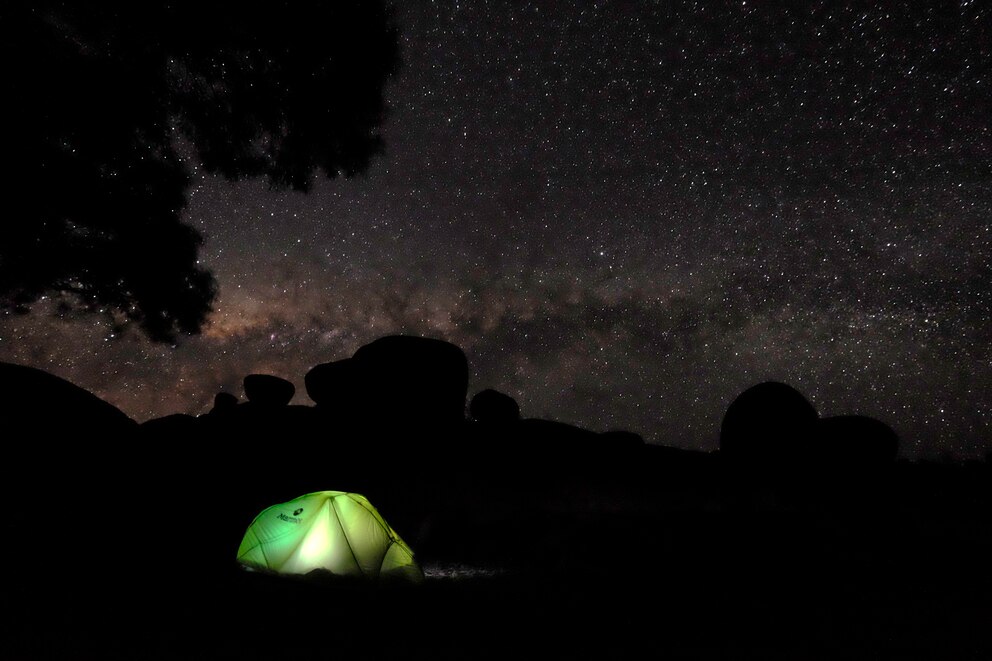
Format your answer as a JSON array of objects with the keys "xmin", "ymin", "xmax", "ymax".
[{"xmin": 2, "ymin": 1, "xmax": 990, "ymax": 458}]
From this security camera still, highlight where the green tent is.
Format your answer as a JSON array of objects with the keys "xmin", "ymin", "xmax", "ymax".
[{"xmin": 237, "ymin": 491, "xmax": 423, "ymax": 581}]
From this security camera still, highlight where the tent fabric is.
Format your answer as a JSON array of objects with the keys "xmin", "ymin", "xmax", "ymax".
[{"xmin": 237, "ymin": 491, "xmax": 423, "ymax": 581}]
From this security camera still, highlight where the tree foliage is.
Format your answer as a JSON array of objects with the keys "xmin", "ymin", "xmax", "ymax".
[{"xmin": 1, "ymin": 1, "xmax": 399, "ymax": 341}]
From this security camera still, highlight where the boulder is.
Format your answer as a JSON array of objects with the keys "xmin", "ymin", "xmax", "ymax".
[
  {"xmin": 720, "ymin": 381, "xmax": 818, "ymax": 469},
  {"xmin": 816, "ymin": 415, "xmax": 899, "ymax": 469},
  {"xmin": 0, "ymin": 361, "xmax": 135, "ymax": 435},
  {"xmin": 352, "ymin": 335, "xmax": 469, "ymax": 425},
  {"xmin": 243, "ymin": 374, "xmax": 295, "ymax": 407},
  {"xmin": 519, "ymin": 418, "xmax": 600, "ymax": 452},
  {"xmin": 0, "ymin": 362, "xmax": 138, "ymax": 566},
  {"xmin": 469, "ymin": 389, "xmax": 520, "ymax": 425},
  {"xmin": 140, "ymin": 412, "xmax": 199, "ymax": 434},
  {"xmin": 304, "ymin": 357, "xmax": 360, "ymax": 410},
  {"xmin": 599, "ymin": 430, "xmax": 644, "ymax": 449},
  {"xmin": 210, "ymin": 391, "xmax": 238, "ymax": 414}
]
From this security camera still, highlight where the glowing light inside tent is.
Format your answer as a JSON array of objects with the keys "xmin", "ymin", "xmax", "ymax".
[
  {"xmin": 290, "ymin": 502, "xmax": 339, "ymax": 572},
  {"xmin": 237, "ymin": 491, "xmax": 422, "ymax": 581}
]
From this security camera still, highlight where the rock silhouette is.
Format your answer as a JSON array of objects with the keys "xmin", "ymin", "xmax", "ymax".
[
  {"xmin": 304, "ymin": 357, "xmax": 361, "ymax": 413},
  {"xmin": 243, "ymin": 374, "xmax": 295, "ymax": 407},
  {"xmin": 140, "ymin": 412, "xmax": 199, "ymax": 433},
  {"xmin": 353, "ymin": 335, "xmax": 469, "ymax": 427},
  {"xmin": 817, "ymin": 414, "xmax": 900, "ymax": 469},
  {"xmin": 469, "ymin": 389, "xmax": 521, "ymax": 425},
  {"xmin": 792, "ymin": 414, "xmax": 901, "ymax": 510},
  {"xmin": 3, "ymin": 346, "xmax": 990, "ymax": 660},
  {"xmin": 0, "ymin": 361, "xmax": 135, "ymax": 434},
  {"xmin": 719, "ymin": 381, "xmax": 819, "ymax": 469},
  {"xmin": 599, "ymin": 430, "xmax": 645, "ymax": 449},
  {"xmin": 210, "ymin": 392, "xmax": 239, "ymax": 414},
  {"xmin": 308, "ymin": 335, "xmax": 469, "ymax": 431},
  {"xmin": 1, "ymin": 362, "xmax": 141, "ymax": 593}
]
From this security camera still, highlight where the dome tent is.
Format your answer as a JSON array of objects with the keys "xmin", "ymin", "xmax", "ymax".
[{"xmin": 237, "ymin": 491, "xmax": 423, "ymax": 581}]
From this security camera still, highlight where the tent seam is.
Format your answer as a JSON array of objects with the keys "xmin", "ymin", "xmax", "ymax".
[
  {"xmin": 348, "ymin": 494, "xmax": 396, "ymax": 576},
  {"xmin": 331, "ymin": 496, "xmax": 364, "ymax": 577}
]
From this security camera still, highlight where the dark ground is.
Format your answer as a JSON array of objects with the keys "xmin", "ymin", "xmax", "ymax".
[{"xmin": 6, "ymin": 445, "xmax": 991, "ymax": 661}]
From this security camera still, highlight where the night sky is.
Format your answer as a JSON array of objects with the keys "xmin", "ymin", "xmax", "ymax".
[{"xmin": 2, "ymin": 2, "xmax": 989, "ymax": 458}]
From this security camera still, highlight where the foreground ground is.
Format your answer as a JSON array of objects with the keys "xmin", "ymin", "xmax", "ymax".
[{"xmin": 8, "ymin": 497, "xmax": 992, "ymax": 660}]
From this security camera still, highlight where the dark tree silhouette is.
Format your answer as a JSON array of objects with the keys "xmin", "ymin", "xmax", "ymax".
[{"xmin": 1, "ymin": 1, "xmax": 399, "ymax": 341}]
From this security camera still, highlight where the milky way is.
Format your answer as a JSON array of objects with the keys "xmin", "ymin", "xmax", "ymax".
[{"xmin": 2, "ymin": 2, "xmax": 989, "ymax": 457}]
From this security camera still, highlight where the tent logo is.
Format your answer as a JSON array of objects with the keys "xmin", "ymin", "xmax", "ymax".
[
  {"xmin": 276, "ymin": 512, "xmax": 303, "ymax": 524},
  {"xmin": 293, "ymin": 508, "xmax": 304, "ymax": 516}
]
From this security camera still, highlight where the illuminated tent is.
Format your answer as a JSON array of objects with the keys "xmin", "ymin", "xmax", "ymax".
[{"xmin": 237, "ymin": 491, "xmax": 423, "ymax": 581}]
